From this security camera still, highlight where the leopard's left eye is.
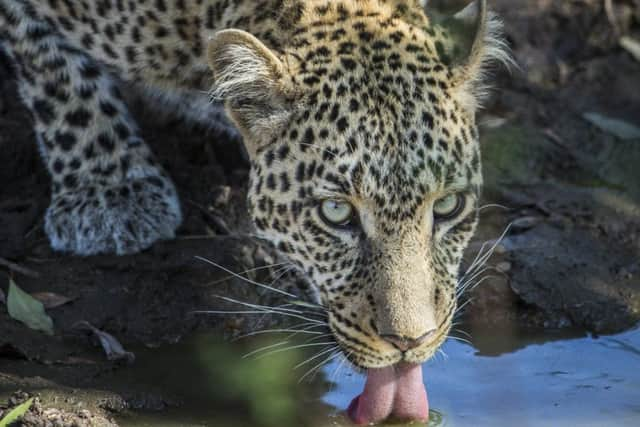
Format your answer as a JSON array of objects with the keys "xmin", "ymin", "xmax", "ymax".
[
  {"xmin": 319, "ymin": 199, "xmax": 355, "ymax": 227},
  {"xmin": 433, "ymin": 193, "xmax": 465, "ymax": 221}
]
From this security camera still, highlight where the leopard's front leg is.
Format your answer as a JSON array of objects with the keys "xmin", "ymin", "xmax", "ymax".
[{"xmin": 1, "ymin": 0, "xmax": 182, "ymax": 255}]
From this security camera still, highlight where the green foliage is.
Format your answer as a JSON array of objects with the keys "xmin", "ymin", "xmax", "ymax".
[
  {"xmin": 0, "ymin": 398, "xmax": 33, "ymax": 427},
  {"xmin": 196, "ymin": 336, "xmax": 308, "ymax": 426},
  {"xmin": 481, "ymin": 125, "xmax": 545, "ymax": 191}
]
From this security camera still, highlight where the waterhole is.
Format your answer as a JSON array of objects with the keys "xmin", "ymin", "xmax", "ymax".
[{"xmin": 114, "ymin": 326, "xmax": 640, "ymax": 427}]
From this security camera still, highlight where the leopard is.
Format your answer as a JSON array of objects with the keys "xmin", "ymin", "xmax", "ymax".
[{"xmin": 0, "ymin": 0, "xmax": 508, "ymax": 423}]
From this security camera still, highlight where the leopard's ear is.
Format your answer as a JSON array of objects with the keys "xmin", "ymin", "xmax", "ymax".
[
  {"xmin": 428, "ymin": 0, "xmax": 512, "ymax": 108},
  {"xmin": 207, "ymin": 30, "xmax": 296, "ymax": 156}
]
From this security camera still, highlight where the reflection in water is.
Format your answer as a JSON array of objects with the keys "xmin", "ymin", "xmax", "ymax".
[
  {"xmin": 114, "ymin": 334, "xmax": 333, "ymax": 427},
  {"xmin": 116, "ymin": 328, "xmax": 640, "ymax": 427}
]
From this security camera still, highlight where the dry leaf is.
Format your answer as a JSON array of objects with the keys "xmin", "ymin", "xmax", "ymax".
[
  {"xmin": 583, "ymin": 112, "xmax": 640, "ymax": 140},
  {"xmin": 7, "ymin": 279, "xmax": 54, "ymax": 335},
  {"xmin": 620, "ymin": 36, "xmax": 640, "ymax": 63},
  {"xmin": 480, "ymin": 115, "xmax": 508, "ymax": 129},
  {"xmin": 74, "ymin": 321, "xmax": 135, "ymax": 364},
  {"xmin": 511, "ymin": 216, "xmax": 542, "ymax": 232},
  {"xmin": 53, "ymin": 356, "xmax": 98, "ymax": 366},
  {"xmin": 31, "ymin": 292, "xmax": 75, "ymax": 309}
]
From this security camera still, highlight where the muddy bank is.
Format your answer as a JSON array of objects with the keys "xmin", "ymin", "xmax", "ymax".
[
  {"xmin": 463, "ymin": 0, "xmax": 640, "ymax": 335},
  {"xmin": 1, "ymin": 0, "xmax": 640, "ymax": 425}
]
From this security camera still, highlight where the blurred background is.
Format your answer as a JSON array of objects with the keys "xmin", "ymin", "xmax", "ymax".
[{"xmin": 465, "ymin": 0, "xmax": 640, "ymax": 337}]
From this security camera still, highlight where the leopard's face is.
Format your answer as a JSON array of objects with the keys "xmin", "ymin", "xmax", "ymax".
[
  {"xmin": 243, "ymin": 16, "xmax": 483, "ymax": 369},
  {"xmin": 208, "ymin": 0, "xmax": 504, "ymax": 370}
]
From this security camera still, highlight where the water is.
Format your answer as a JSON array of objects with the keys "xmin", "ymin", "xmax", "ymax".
[
  {"xmin": 115, "ymin": 327, "xmax": 640, "ymax": 427},
  {"xmin": 324, "ymin": 328, "xmax": 640, "ymax": 427}
]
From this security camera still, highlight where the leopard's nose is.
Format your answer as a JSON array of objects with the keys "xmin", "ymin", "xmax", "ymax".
[{"xmin": 380, "ymin": 329, "xmax": 436, "ymax": 352}]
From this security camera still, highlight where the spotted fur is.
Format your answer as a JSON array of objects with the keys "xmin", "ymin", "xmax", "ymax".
[{"xmin": 0, "ymin": 0, "xmax": 507, "ymax": 368}]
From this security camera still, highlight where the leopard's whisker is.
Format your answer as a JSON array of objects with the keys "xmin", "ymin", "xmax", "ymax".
[
  {"xmin": 237, "ymin": 328, "xmax": 325, "ymax": 338},
  {"xmin": 447, "ymin": 335, "xmax": 472, "ymax": 346},
  {"xmin": 298, "ymin": 350, "xmax": 342, "ymax": 383},
  {"xmin": 242, "ymin": 340, "xmax": 291, "ymax": 359},
  {"xmin": 468, "ymin": 274, "xmax": 500, "ymax": 292},
  {"xmin": 213, "ymin": 295, "xmax": 307, "ymax": 315},
  {"xmin": 268, "ymin": 265, "xmax": 295, "ymax": 287},
  {"xmin": 437, "ymin": 348, "xmax": 449, "ymax": 361},
  {"xmin": 234, "ymin": 321, "xmax": 322, "ymax": 337},
  {"xmin": 237, "ymin": 319, "xmax": 328, "ymax": 356},
  {"xmin": 201, "ymin": 261, "xmax": 290, "ymax": 287},
  {"xmin": 195, "ymin": 255, "xmax": 297, "ymax": 297},
  {"xmin": 452, "ymin": 327, "xmax": 472, "ymax": 340},
  {"xmin": 192, "ymin": 309, "xmax": 278, "ymax": 315},
  {"xmin": 228, "ymin": 297, "xmax": 326, "ymax": 325},
  {"xmin": 279, "ymin": 301, "xmax": 328, "ymax": 314},
  {"xmin": 457, "ymin": 265, "xmax": 501, "ymax": 298},
  {"xmin": 456, "ymin": 266, "xmax": 491, "ymax": 296},
  {"xmin": 457, "ymin": 274, "xmax": 500, "ymax": 303},
  {"xmin": 286, "ymin": 299, "xmax": 329, "ymax": 311},
  {"xmin": 453, "ymin": 297, "xmax": 473, "ymax": 318},
  {"xmin": 293, "ymin": 345, "xmax": 340, "ymax": 369},
  {"xmin": 463, "ymin": 240, "xmax": 492, "ymax": 280},
  {"xmin": 281, "ymin": 324, "xmax": 331, "ymax": 341},
  {"xmin": 461, "ymin": 221, "xmax": 513, "ymax": 280},
  {"xmin": 253, "ymin": 341, "xmax": 337, "ymax": 360},
  {"xmin": 193, "ymin": 308, "xmax": 326, "ymax": 325},
  {"xmin": 477, "ymin": 203, "xmax": 510, "ymax": 212},
  {"xmin": 233, "ymin": 322, "xmax": 328, "ymax": 342},
  {"xmin": 463, "ymin": 247, "xmax": 494, "ymax": 280},
  {"xmin": 304, "ymin": 333, "xmax": 335, "ymax": 343},
  {"xmin": 329, "ymin": 352, "xmax": 350, "ymax": 386},
  {"xmin": 464, "ymin": 221, "xmax": 514, "ymax": 276}
]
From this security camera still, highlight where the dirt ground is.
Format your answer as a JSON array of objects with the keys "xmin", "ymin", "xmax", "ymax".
[{"xmin": 1, "ymin": 0, "xmax": 640, "ymax": 425}]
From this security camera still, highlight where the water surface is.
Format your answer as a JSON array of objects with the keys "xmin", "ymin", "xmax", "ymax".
[
  {"xmin": 325, "ymin": 328, "xmax": 640, "ymax": 427},
  {"xmin": 116, "ymin": 327, "xmax": 640, "ymax": 427}
]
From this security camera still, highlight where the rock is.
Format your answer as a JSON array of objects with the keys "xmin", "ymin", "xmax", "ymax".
[
  {"xmin": 494, "ymin": 244, "xmax": 507, "ymax": 255},
  {"xmin": 510, "ymin": 216, "xmax": 542, "ymax": 233},
  {"xmin": 212, "ymin": 185, "xmax": 232, "ymax": 208},
  {"xmin": 505, "ymin": 223, "xmax": 640, "ymax": 333},
  {"xmin": 496, "ymin": 262, "xmax": 512, "ymax": 273},
  {"xmin": 0, "ymin": 393, "xmax": 119, "ymax": 427}
]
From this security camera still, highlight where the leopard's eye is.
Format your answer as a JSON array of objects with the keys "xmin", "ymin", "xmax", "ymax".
[
  {"xmin": 319, "ymin": 199, "xmax": 354, "ymax": 227},
  {"xmin": 433, "ymin": 193, "xmax": 465, "ymax": 221}
]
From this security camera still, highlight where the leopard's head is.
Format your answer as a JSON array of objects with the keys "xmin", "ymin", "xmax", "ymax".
[{"xmin": 207, "ymin": 0, "xmax": 508, "ymax": 370}]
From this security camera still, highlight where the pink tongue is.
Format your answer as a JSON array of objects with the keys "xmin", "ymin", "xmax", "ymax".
[{"xmin": 347, "ymin": 363, "xmax": 429, "ymax": 425}]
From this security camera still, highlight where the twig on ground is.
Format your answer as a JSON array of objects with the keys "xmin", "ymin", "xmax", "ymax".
[
  {"xmin": 186, "ymin": 199, "xmax": 232, "ymax": 235},
  {"xmin": 620, "ymin": 36, "xmax": 640, "ymax": 63},
  {"xmin": 23, "ymin": 218, "xmax": 43, "ymax": 239},
  {"xmin": 0, "ymin": 258, "xmax": 40, "ymax": 278},
  {"xmin": 604, "ymin": 0, "xmax": 620, "ymax": 35}
]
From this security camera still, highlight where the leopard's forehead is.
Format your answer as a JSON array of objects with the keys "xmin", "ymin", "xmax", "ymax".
[{"xmin": 258, "ymin": 14, "xmax": 481, "ymax": 226}]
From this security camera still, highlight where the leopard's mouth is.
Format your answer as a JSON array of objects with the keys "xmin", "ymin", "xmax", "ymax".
[
  {"xmin": 347, "ymin": 362, "xmax": 429, "ymax": 425},
  {"xmin": 326, "ymin": 321, "xmax": 448, "ymax": 425}
]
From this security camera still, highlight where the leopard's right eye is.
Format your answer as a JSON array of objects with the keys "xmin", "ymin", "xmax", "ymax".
[
  {"xmin": 319, "ymin": 199, "xmax": 355, "ymax": 227},
  {"xmin": 433, "ymin": 193, "xmax": 465, "ymax": 222}
]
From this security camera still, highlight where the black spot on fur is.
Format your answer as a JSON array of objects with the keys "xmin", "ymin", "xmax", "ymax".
[{"xmin": 65, "ymin": 108, "xmax": 92, "ymax": 127}]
